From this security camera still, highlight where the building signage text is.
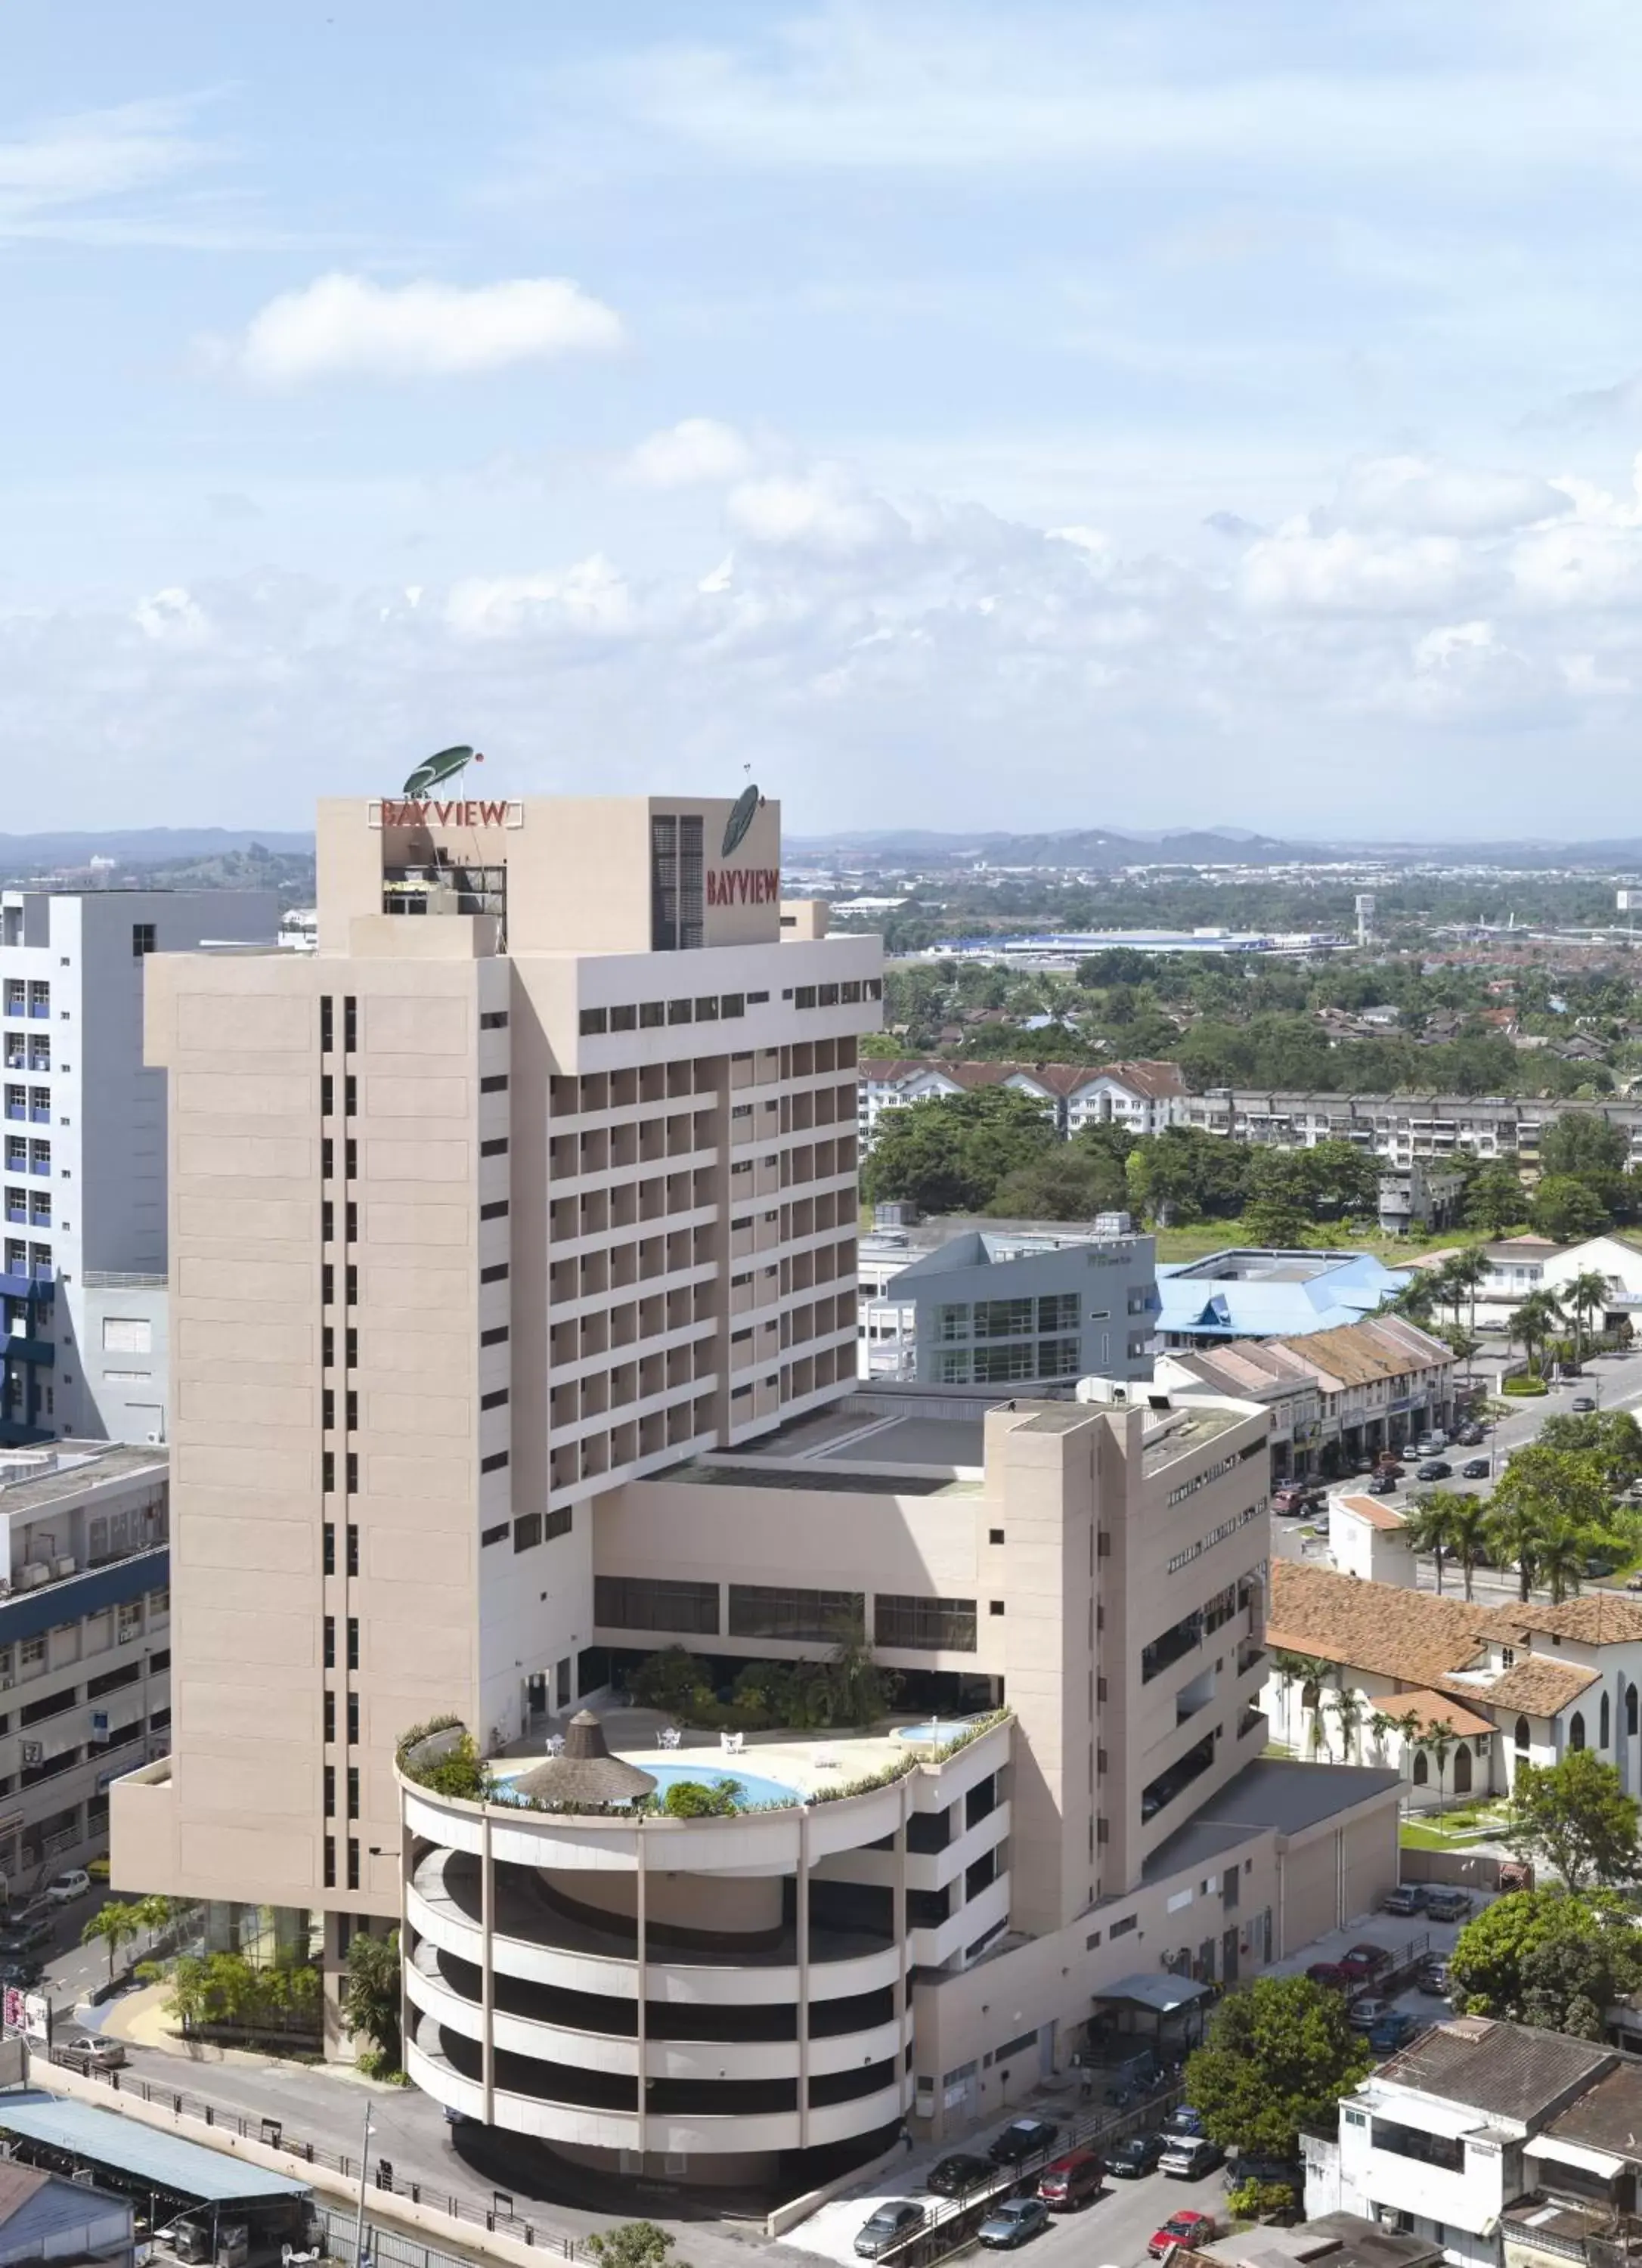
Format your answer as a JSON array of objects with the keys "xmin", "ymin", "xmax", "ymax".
[
  {"xmin": 368, "ymin": 798, "xmax": 524, "ymax": 830},
  {"xmin": 707, "ymin": 866, "xmax": 781, "ymax": 906}
]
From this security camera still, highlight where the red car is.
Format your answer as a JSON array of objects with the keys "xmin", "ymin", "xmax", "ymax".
[
  {"xmin": 1338, "ymin": 1944, "xmax": 1393, "ymax": 1984},
  {"xmin": 1306, "ymin": 1961, "xmax": 1351, "ymax": 1988},
  {"xmin": 1150, "ymin": 2209, "xmax": 1216, "ymax": 2257}
]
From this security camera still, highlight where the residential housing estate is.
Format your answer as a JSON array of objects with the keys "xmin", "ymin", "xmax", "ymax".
[{"xmin": 110, "ymin": 789, "xmax": 1400, "ymax": 2190}]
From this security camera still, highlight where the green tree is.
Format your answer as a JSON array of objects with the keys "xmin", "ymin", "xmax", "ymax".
[
  {"xmin": 342, "ymin": 1925, "xmax": 402, "ymax": 2071},
  {"xmin": 1416, "ymin": 1726, "xmax": 1456, "ymax": 1812},
  {"xmin": 1269, "ymin": 1653, "xmax": 1336, "ymax": 1755},
  {"xmin": 1563, "ymin": 1269, "xmax": 1615, "ymax": 1367},
  {"xmin": 1184, "ymin": 1975, "xmax": 1372, "ymax": 2159},
  {"xmin": 1508, "ymin": 1292, "xmax": 1564, "ymax": 1377},
  {"xmin": 1506, "ymin": 1752, "xmax": 1642, "ymax": 1890},
  {"xmin": 1486, "ymin": 1443, "xmax": 1612, "ymax": 1602},
  {"xmin": 1538, "ymin": 1114, "xmax": 1631, "ymax": 1182},
  {"xmin": 863, "ymin": 1088, "xmax": 1057, "ymax": 1215},
  {"xmin": 1443, "ymin": 1494, "xmax": 1492, "ymax": 1603},
  {"xmin": 986, "ymin": 1145, "xmax": 1128, "ymax": 1221},
  {"xmin": 587, "ymin": 2230, "xmax": 689, "ymax": 2268},
  {"xmin": 81, "ymin": 1901, "xmax": 141, "ymax": 1984},
  {"xmin": 1450, "ymin": 1888, "xmax": 1642, "ymax": 2037},
  {"xmin": 661, "ymin": 1778, "xmax": 741, "ymax": 1817},
  {"xmin": 1466, "ymin": 1161, "xmax": 1528, "ymax": 1235},
  {"xmin": 1538, "ymin": 1409, "xmax": 1642, "ymax": 1491},
  {"xmin": 1532, "ymin": 1176, "xmax": 1611, "ymax": 1244},
  {"xmin": 1535, "ymin": 1517, "xmax": 1591, "ymax": 1606},
  {"xmin": 1404, "ymin": 1492, "xmax": 1460, "ymax": 1595}
]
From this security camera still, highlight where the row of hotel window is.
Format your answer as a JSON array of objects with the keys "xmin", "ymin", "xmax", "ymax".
[
  {"xmin": 578, "ymin": 978, "xmax": 883, "ymax": 1037},
  {"xmin": 593, "ymin": 1577, "xmax": 980, "ymax": 1653}
]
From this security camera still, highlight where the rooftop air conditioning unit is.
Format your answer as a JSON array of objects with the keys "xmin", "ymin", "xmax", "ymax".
[
  {"xmin": 51, "ymin": 1557, "xmax": 73, "ymax": 1579},
  {"xmin": 19, "ymin": 1564, "xmax": 48, "ymax": 1590}
]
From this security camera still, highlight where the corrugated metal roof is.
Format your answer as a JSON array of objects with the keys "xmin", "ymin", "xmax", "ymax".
[{"xmin": 0, "ymin": 2094, "xmax": 309, "ymax": 2202}]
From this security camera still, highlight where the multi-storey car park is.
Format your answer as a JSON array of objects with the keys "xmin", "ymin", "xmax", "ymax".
[{"xmin": 109, "ymin": 788, "xmax": 1402, "ymax": 2196}]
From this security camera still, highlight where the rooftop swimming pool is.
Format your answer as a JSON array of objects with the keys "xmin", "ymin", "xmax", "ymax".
[
  {"xmin": 491, "ymin": 1759, "xmax": 801, "ymax": 1809},
  {"xmin": 894, "ymin": 1719, "xmax": 974, "ymax": 1744}
]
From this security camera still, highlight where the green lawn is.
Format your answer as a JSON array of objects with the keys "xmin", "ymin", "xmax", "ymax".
[{"xmin": 1399, "ymin": 1805, "xmax": 1510, "ymax": 1850}]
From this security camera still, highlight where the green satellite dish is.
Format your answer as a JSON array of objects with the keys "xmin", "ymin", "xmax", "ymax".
[
  {"xmin": 723, "ymin": 782, "xmax": 761, "ymax": 857},
  {"xmin": 402, "ymin": 745, "xmax": 484, "ymax": 798}
]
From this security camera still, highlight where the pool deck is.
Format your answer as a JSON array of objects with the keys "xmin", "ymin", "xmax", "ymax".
[{"xmin": 494, "ymin": 1706, "xmax": 970, "ymax": 1799}]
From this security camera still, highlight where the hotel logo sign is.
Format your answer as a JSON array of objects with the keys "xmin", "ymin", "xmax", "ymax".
[{"xmin": 368, "ymin": 798, "xmax": 524, "ymax": 830}]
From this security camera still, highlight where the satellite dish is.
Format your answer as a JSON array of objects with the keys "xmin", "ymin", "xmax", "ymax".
[
  {"xmin": 723, "ymin": 782, "xmax": 761, "ymax": 858},
  {"xmin": 401, "ymin": 745, "xmax": 484, "ymax": 798}
]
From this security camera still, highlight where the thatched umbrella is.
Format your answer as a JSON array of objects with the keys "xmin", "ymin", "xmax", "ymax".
[{"xmin": 510, "ymin": 1711, "xmax": 657, "ymax": 1808}]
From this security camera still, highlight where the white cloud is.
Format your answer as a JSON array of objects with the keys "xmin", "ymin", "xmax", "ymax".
[
  {"xmin": 624, "ymin": 418, "xmax": 754, "ymax": 488},
  {"xmin": 444, "ymin": 555, "xmax": 634, "ymax": 639},
  {"xmin": 1331, "ymin": 456, "xmax": 1571, "ymax": 538},
  {"xmin": 1238, "ymin": 525, "xmax": 1475, "ymax": 616},
  {"xmin": 132, "ymin": 587, "xmax": 211, "ymax": 646},
  {"xmin": 219, "ymin": 274, "xmax": 624, "ymax": 385},
  {"xmin": 0, "ymin": 98, "xmax": 211, "ymax": 222},
  {"xmin": 727, "ymin": 468, "xmax": 908, "ymax": 559}
]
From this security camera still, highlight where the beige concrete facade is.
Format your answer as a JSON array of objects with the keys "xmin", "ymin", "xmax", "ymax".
[{"xmin": 112, "ymin": 793, "xmax": 882, "ymax": 1942}]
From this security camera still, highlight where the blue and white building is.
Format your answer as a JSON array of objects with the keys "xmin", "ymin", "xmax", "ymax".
[
  {"xmin": 1155, "ymin": 1247, "xmax": 1411, "ymax": 1346},
  {"xmin": 2, "ymin": 887, "xmax": 277, "ymax": 1445}
]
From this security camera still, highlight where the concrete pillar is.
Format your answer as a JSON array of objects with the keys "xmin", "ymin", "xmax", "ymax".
[
  {"xmin": 480, "ymin": 1814, "xmax": 494, "ymax": 2123},
  {"xmin": 797, "ymin": 1806, "xmax": 810, "ymax": 2151},
  {"xmin": 636, "ymin": 1831, "xmax": 648, "ymax": 2160}
]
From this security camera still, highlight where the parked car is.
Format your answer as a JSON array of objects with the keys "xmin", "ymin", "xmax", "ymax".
[
  {"xmin": 1338, "ymin": 1943, "xmax": 1394, "ymax": 1983},
  {"xmin": 1036, "ymin": 2152, "xmax": 1105, "ymax": 2211},
  {"xmin": 976, "ymin": 2198, "xmax": 1051, "ymax": 2251},
  {"xmin": 1627, "ymin": 1574, "xmax": 1642, "ymax": 1595},
  {"xmin": 43, "ymin": 1870, "xmax": 91, "ymax": 1904},
  {"xmin": 0, "ymin": 1920, "xmax": 51, "ymax": 1955},
  {"xmin": 854, "ymin": 2204, "xmax": 923, "ymax": 2258},
  {"xmin": 1272, "ymin": 1485, "xmax": 1310, "ymax": 1515},
  {"xmin": 1455, "ymin": 1424, "xmax": 1485, "ymax": 1447},
  {"xmin": 1306, "ymin": 1961, "xmax": 1351, "ymax": 1989},
  {"xmin": 1348, "ymin": 1996, "xmax": 1393, "ymax": 2031},
  {"xmin": 928, "ymin": 2155, "xmax": 996, "ymax": 2199},
  {"xmin": 989, "ymin": 2118, "xmax": 1060, "ymax": 2167},
  {"xmin": 1161, "ymin": 2138, "xmax": 1225, "ymax": 2181},
  {"xmin": 1424, "ymin": 1889, "xmax": 1471, "ymax": 1922},
  {"xmin": 1376, "ymin": 1456, "xmax": 1407, "ymax": 1477},
  {"xmin": 1416, "ymin": 1431, "xmax": 1448, "ymax": 1454},
  {"xmin": 1108, "ymin": 2133, "xmax": 1166, "ymax": 2178},
  {"xmin": 1367, "ymin": 1472, "xmax": 1398, "ymax": 1496},
  {"xmin": 1150, "ymin": 2211, "xmax": 1218, "ymax": 2258},
  {"xmin": 1164, "ymin": 2105, "xmax": 1205, "ymax": 2138},
  {"xmin": 54, "ymin": 2035, "xmax": 126, "ymax": 2074},
  {"xmin": 1573, "ymin": 1396, "xmax": 1598, "ymax": 1413},
  {"xmin": 1419, "ymin": 1957, "xmax": 1451, "ymax": 1997},
  {"xmin": 1460, "ymin": 1457, "xmax": 1491, "ymax": 1479},
  {"xmin": 1380, "ymin": 1884, "xmax": 1421, "ymax": 1916},
  {"xmin": 0, "ymin": 1959, "xmax": 39, "ymax": 1990},
  {"xmin": 1368, "ymin": 2012, "xmax": 1419, "ymax": 2054},
  {"xmin": 1415, "ymin": 1459, "xmax": 1453, "ymax": 1481},
  {"xmin": 1586, "ymin": 1556, "xmax": 1616, "ymax": 1580}
]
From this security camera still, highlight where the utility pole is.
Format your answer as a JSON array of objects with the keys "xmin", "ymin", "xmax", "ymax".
[{"xmin": 352, "ymin": 2100, "xmax": 373, "ymax": 2268}]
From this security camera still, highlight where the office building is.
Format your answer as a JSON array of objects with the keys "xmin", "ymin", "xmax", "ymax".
[
  {"xmin": 112, "ymin": 792, "xmax": 881, "ymax": 2015},
  {"xmin": 856, "ymin": 1219, "xmax": 1159, "ymax": 1385},
  {"xmin": 2, "ymin": 888, "xmax": 278, "ymax": 1448},
  {"xmin": 0, "ymin": 1440, "xmax": 169, "ymax": 1890}
]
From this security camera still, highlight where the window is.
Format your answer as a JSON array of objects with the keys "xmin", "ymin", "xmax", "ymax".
[
  {"xmin": 320, "ymin": 998, "xmax": 333, "ymax": 1053},
  {"xmin": 482, "ymin": 1523, "xmax": 508, "ymax": 1548},
  {"xmin": 974, "ymin": 1297, "xmax": 1036, "ymax": 1340},
  {"xmin": 322, "ymin": 1388, "xmax": 336, "ymax": 1430},
  {"xmin": 347, "ymin": 1766, "xmax": 360, "ymax": 1820},
  {"xmin": 640, "ymin": 1001, "xmax": 665, "ymax": 1028},
  {"xmin": 668, "ymin": 999, "xmax": 692, "ymax": 1025},
  {"xmin": 609, "ymin": 1004, "xmax": 637, "ymax": 1031},
  {"xmin": 481, "ymin": 1387, "xmax": 510, "ymax": 1411},
  {"xmin": 345, "ymin": 1451, "xmax": 358, "ymax": 1490},
  {"xmin": 101, "ymin": 1317, "xmax": 151, "ymax": 1356},
  {"xmin": 649, "ymin": 813, "xmax": 704, "ymax": 950},
  {"xmin": 1110, "ymin": 1913, "xmax": 1137, "ymax": 1938},
  {"xmin": 695, "ymin": 996, "xmax": 719, "ymax": 1021},
  {"xmin": 322, "ymin": 1450, "xmax": 335, "ymax": 1492},
  {"xmin": 480, "ymin": 1325, "xmax": 510, "ymax": 1347},
  {"xmin": 323, "ymin": 1523, "xmax": 335, "ymax": 1576},
  {"xmin": 347, "ymin": 1692, "xmax": 359, "ymax": 1744},
  {"xmin": 347, "ymin": 1838, "xmax": 360, "ymax": 1890},
  {"xmin": 321, "ymin": 1074, "xmax": 333, "ymax": 1116},
  {"xmin": 595, "ymin": 1575, "xmax": 720, "ymax": 1635},
  {"xmin": 479, "ymin": 1263, "xmax": 510, "ymax": 1283},
  {"xmin": 344, "ymin": 1076, "xmax": 356, "ymax": 1114},
  {"xmin": 481, "ymin": 1450, "xmax": 510, "ymax": 1473},
  {"xmin": 1602, "ymin": 1692, "xmax": 1613, "ymax": 1749},
  {"xmin": 480, "ymin": 1138, "xmax": 509, "ymax": 1157},
  {"xmin": 579, "ymin": 1008, "xmax": 608, "ymax": 1036},
  {"xmin": 479, "ymin": 1074, "xmax": 509, "ymax": 1094},
  {"xmin": 989, "ymin": 1600, "xmax": 1005, "ymax": 1616},
  {"xmin": 479, "ymin": 1011, "xmax": 509, "ymax": 1030},
  {"xmin": 513, "ymin": 1514, "xmax": 542, "ymax": 1553},
  {"xmin": 324, "ymin": 1691, "xmax": 336, "ymax": 1743},
  {"xmin": 720, "ymin": 993, "xmax": 745, "ymax": 1019},
  {"xmin": 546, "ymin": 1504, "xmax": 572, "ymax": 1541},
  {"xmin": 324, "ymin": 1617, "xmax": 335, "ymax": 1670},
  {"xmin": 728, "ymin": 1585, "xmax": 865, "ymax": 1644},
  {"xmin": 874, "ymin": 1595, "xmax": 977, "ymax": 1653},
  {"xmin": 324, "ymin": 1765, "xmax": 336, "ymax": 1817},
  {"xmin": 324, "ymin": 1837, "xmax": 336, "ymax": 1889},
  {"xmin": 1037, "ymin": 1292, "xmax": 1080, "ymax": 1334},
  {"xmin": 1515, "ymin": 1713, "xmax": 1531, "ymax": 1751},
  {"xmin": 479, "ymin": 1199, "xmax": 510, "ymax": 1221},
  {"xmin": 346, "ymin": 1617, "xmax": 359, "ymax": 1671},
  {"xmin": 132, "ymin": 924, "xmax": 156, "ymax": 958},
  {"xmin": 1571, "ymin": 1711, "xmax": 1588, "ymax": 1752},
  {"xmin": 346, "ymin": 1524, "xmax": 358, "ymax": 1578}
]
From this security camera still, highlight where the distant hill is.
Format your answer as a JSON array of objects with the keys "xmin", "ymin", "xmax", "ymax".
[
  {"xmin": 785, "ymin": 826, "xmax": 1642, "ymax": 872},
  {"xmin": 0, "ymin": 829, "xmax": 312, "ymax": 875}
]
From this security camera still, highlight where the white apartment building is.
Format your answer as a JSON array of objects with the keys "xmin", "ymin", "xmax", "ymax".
[
  {"xmin": 2, "ymin": 888, "xmax": 277, "ymax": 1447},
  {"xmin": 0, "ymin": 1440, "xmax": 170, "ymax": 1891},
  {"xmin": 857, "ymin": 1058, "xmax": 1185, "ymax": 1148},
  {"xmin": 1177, "ymin": 1089, "xmax": 1642, "ymax": 1170}
]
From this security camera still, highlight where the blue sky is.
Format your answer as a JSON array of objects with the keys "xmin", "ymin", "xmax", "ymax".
[{"xmin": 7, "ymin": 2, "xmax": 1642, "ymax": 835}]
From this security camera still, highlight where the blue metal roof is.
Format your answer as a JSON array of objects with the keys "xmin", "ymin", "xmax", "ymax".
[
  {"xmin": 0, "ymin": 1550, "xmax": 167, "ymax": 1649},
  {"xmin": 1155, "ymin": 1249, "xmax": 1410, "ymax": 1341},
  {"xmin": 0, "ymin": 2094, "xmax": 309, "ymax": 2202}
]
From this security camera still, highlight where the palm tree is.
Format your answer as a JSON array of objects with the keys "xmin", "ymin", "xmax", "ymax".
[
  {"xmin": 1509, "ymin": 1289, "xmax": 1566, "ymax": 1379},
  {"xmin": 1420, "ymin": 1726, "xmax": 1456, "ymax": 1814},
  {"xmin": 1270, "ymin": 1650, "xmax": 1337, "ymax": 1754},
  {"xmin": 1445, "ymin": 1248, "xmax": 1491, "ymax": 1344},
  {"xmin": 1487, "ymin": 1495, "xmax": 1547, "ymax": 1604},
  {"xmin": 1387, "ymin": 1272, "xmax": 1441, "ymax": 1330},
  {"xmin": 81, "ymin": 1900, "xmax": 141, "ymax": 1984},
  {"xmin": 1443, "ymin": 1493, "xmax": 1492, "ymax": 1602},
  {"xmin": 1534, "ymin": 1517, "xmax": 1588, "ymax": 1606},
  {"xmin": 1368, "ymin": 1705, "xmax": 1424, "ymax": 1768},
  {"xmin": 1564, "ymin": 1269, "xmax": 1613, "ymax": 1368},
  {"xmin": 1405, "ymin": 1491, "xmax": 1460, "ymax": 1594},
  {"xmin": 1328, "ymin": 1684, "xmax": 1365, "ymax": 1764}
]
